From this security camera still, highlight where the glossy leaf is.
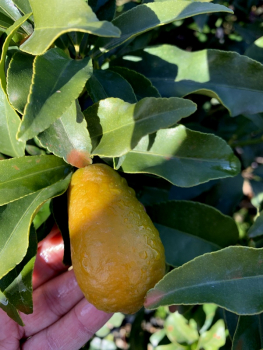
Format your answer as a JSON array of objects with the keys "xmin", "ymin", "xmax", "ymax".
[
  {"xmin": 0, "ymin": 0, "xmax": 32, "ymax": 34},
  {"xmin": 0, "ymin": 173, "xmax": 72, "ymax": 281},
  {"xmin": 149, "ymin": 201, "xmax": 239, "ymax": 266},
  {"xmin": 121, "ymin": 125, "xmax": 240, "ymax": 187},
  {"xmin": 165, "ymin": 311, "xmax": 199, "ymax": 344},
  {"xmin": 145, "ymin": 246, "xmax": 263, "ymax": 315},
  {"xmin": 7, "ymin": 51, "xmax": 34, "ymax": 113},
  {"xmin": 232, "ymin": 315, "xmax": 263, "ymax": 350},
  {"xmin": 0, "ymin": 84, "xmax": 25, "ymax": 157},
  {"xmin": 116, "ymin": 45, "xmax": 263, "ymax": 117},
  {"xmin": 0, "ymin": 290, "xmax": 23, "ymax": 326},
  {"xmin": 20, "ymin": 0, "xmax": 121, "ymax": 55},
  {"xmin": 248, "ymin": 212, "xmax": 263, "ymax": 238},
  {"xmin": 86, "ymin": 69, "xmax": 137, "ymax": 103},
  {"xmin": 0, "ymin": 225, "xmax": 37, "ymax": 314},
  {"xmin": 110, "ymin": 66, "xmax": 160, "ymax": 100},
  {"xmin": 245, "ymin": 36, "xmax": 263, "ymax": 64},
  {"xmin": 0, "ymin": 11, "xmax": 14, "ymax": 30},
  {"xmin": 37, "ymin": 101, "xmax": 92, "ymax": 168},
  {"xmin": 12, "ymin": 0, "xmax": 32, "ymax": 15},
  {"xmin": 84, "ymin": 97, "xmax": 196, "ymax": 157},
  {"xmin": 92, "ymin": 1, "xmax": 233, "ymax": 56},
  {"xmin": 17, "ymin": 48, "xmax": 92, "ymax": 141},
  {"xmin": 0, "ymin": 155, "xmax": 72, "ymax": 206},
  {"xmin": 197, "ymin": 320, "xmax": 225, "ymax": 350},
  {"xmin": 0, "ymin": 13, "xmax": 32, "ymax": 91}
]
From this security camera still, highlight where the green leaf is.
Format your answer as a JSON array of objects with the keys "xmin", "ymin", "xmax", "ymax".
[
  {"xmin": 0, "ymin": 173, "xmax": 72, "ymax": 281},
  {"xmin": 203, "ymin": 174, "xmax": 243, "ymax": 216},
  {"xmin": 224, "ymin": 310, "xmax": 239, "ymax": 341},
  {"xmin": 0, "ymin": 13, "xmax": 32, "ymax": 91},
  {"xmin": 200, "ymin": 304, "xmax": 218, "ymax": 334},
  {"xmin": 110, "ymin": 66, "xmax": 160, "ymax": 100},
  {"xmin": 0, "ymin": 155, "xmax": 72, "ymax": 206},
  {"xmin": 231, "ymin": 315, "xmax": 263, "ymax": 350},
  {"xmin": 117, "ymin": 45, "xmax": 263, "ymax": 117},
  {"xmin": 120, "ymin": 125, "xmax": 240, "ymax": 187},
  {"xmin": 7, "ymin": 51, "xmax": 34, "ymax": 113},
  {"xmin": 156, "ymin": 344, "xmax": 187, "ymax": 350},
  {"xmin": 0, "ymin": 225, "xmax": 37, "ymax": 314},
  {"xmin": 0, "ymin": 84, "xmax": 25, "ymax": 157},
  {"xmin": 0, "ymin": 12, "xmax": 14, "ymax": 30},
  {"xmin": 92, "ymin": 1, "xmax": 233, "ymax": 57},
  {"xmin": 196, "ymin": 320, "xmax": 226, "ymax": 350},
  {"xmin": 12, "ymin": 0, "xmax": 32, "ymax": 15},
  {"xmin": 86, "ymin": 69, "xmax": 137, "ymax": 103},
  {"xmin": 0, "ymin": 0, "xmax": 32, "ymax": 34},
  {"xmin": 37, "ymin": 101, "xmax": 92, "ymax": 168},
  {"xmin": 145, "ymin": 246, "xmax": 263, "ymax": 315},
  {"xmin": 20, "ymin": 0, "xmax": 121, "ymax": 55},
  {"xmin": 17, "ymin": 48, "xmax": 93, "ymax": 141},
  {"xmin": 84, "ymin": 97, "xmax": 196, "ymax": 157},
  {"xmin": 165, "ymin": 311, "xmax": 199, "ymax": 344},
  {"xmin": 245, "ymin": 36, "xmax": 263, "ymax": 65},
  {"xmin": 149, "ymin": 201, "xmax": 239, "ymax": 266},
  {"xmin": 248, "ymin": 212, "xmax": 263, "ymax": 239},
  {"xmin": 0, "ymin": 290, "xmax": 23, "ymax": 326}
]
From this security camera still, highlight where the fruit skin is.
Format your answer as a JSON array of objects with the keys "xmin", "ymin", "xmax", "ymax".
[{"xmin": 68, "ymin": 163, "xmax": 166, "ymax": 314}]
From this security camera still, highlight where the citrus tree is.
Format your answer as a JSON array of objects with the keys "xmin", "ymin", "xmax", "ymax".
[{"xmin": 0, "ymin": 0, "xmax": 263, "ymax": 348}]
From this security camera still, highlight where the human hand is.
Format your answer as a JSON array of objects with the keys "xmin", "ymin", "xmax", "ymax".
[{"xmin": 0, "ymin": 225, "xmax": 112, "ymax": 350}]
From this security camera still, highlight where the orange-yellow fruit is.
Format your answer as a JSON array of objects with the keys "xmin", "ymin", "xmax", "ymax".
[{"xmin": 68, "ymin": 164, "xmax": 166, "ymax": 314}]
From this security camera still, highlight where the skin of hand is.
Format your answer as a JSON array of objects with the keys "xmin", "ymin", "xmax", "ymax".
[{"xmin": 0, "ymin": 225, "xmax": 112, "ymax": 350}]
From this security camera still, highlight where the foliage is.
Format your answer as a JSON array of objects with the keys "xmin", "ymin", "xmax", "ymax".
[{"xmin": 0, "ymin": 0, "xmax": 262, "ymax": 348}]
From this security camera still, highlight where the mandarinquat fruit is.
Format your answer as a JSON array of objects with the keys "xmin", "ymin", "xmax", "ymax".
[{"xmin": 68, "ymin": 163, "xmax": 166, "ymax": 314}]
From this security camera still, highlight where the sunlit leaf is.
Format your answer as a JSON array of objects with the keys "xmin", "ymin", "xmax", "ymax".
[
  {"xmin": 17, "ymin": 48, "xmax": 92, "ymax": 141},
  {"xmin": 0, "ymin": 155, "xmax": 72, "ymax": 206},
  {"xmin": 92, "ymin": 1, "xmax": 232, "ymax": 56},
  {"xmin": 0, "ymin": 13, "xmax": 32, "ymax": 91},
  {"xmin": 0, "ymin": 0, "xmax": 32, "ymax": 34},
  {"xmin": 37, "ymin": 101, "xmax": 92, "ymax": 168},
  {"xmin": 0, "ymin": 84, "xmax": 25, "ymax": 157},
  {"xmin": 116, "ymin": 45, "xmax": 263, "ymax": 116},
  {"xmin": 7, "ymin": 51, "xmax": 34, "ymax": 113},
  {"xmin": 84, "ymin": 97, "xmax": 196, "ymax": 157},
  {"xmin": 20, "ymin": 0, "xmax": 121, "ymax": 55},
  {"xmin": 0, "ymin": 173, "xmax": 71, "ymax": 281},
  {"xmin": 0, "ymin": 225, "xmax": 37, "ymax": 314},
  {"xmin": 121, "ymin": 125, "xmax": 240, "ymax": 186}
]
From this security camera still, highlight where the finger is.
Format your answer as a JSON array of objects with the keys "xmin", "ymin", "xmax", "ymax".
[
  {"xmin": 22, "ymin": 299, "xmax": 112, "ymax": 350},
  {"xmin": 33, "ymin": 224, "xmax": 68, "ymax": 289},
  {"xmin": 21, "ymin": 269, "xmax": 83, "ymax": 338}
]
